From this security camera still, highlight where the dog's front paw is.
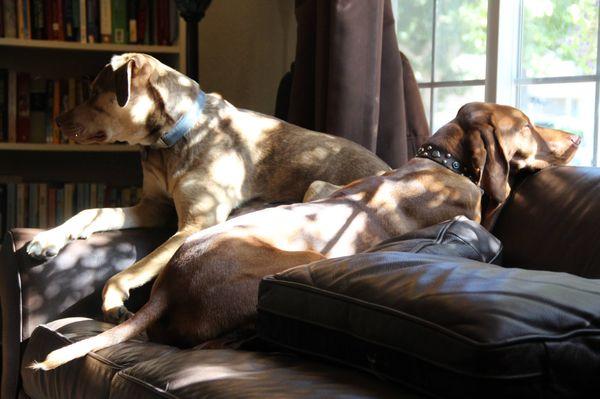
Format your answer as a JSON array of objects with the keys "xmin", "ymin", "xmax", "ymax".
[
  {"xmin": 102, "ymin": 277, "xmax": 132, "ymax": 324},
  {"xmin": 27, "ymin": 229, "xmax": 71, "ymax": 259}
]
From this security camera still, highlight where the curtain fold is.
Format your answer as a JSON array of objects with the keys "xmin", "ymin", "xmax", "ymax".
[{"xmin": 288, "ymin": 0, "xmax": 429, "ymax": 168}]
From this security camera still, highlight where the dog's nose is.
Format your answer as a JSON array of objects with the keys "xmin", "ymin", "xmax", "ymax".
[{"xmin": 570, "ymin": 135, "xmax": 582, "ymax": 146}]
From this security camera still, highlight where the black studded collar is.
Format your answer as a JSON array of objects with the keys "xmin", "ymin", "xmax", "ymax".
[{"xmin": 416, "ymin": 143, "xmax": 479, "ymax": 184}]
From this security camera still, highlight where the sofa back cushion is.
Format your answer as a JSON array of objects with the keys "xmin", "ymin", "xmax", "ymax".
[
  {"xmin": 368, "ymin": 215, "xmax": 502, "ymax": 264},
  {"xmin": 493, "ymin": 166, "xmax": 600, "ymax": 278},
  {"xmin": 258, "ymin": 252, "xmax": 600, "ymax": 398}
]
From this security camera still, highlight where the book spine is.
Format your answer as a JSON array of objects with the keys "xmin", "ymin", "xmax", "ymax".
[
  {"xmin": 169, "ymin": 0, "xmax": 177, "ymax": 45},
  {"xmin": 3, "ymin": 0, "xmax": 17, "ymax": 37},
  {"xmin": 89, "ymin": 182, "xmax": 97, "ymax": 208},
  {"xmin": 127, "ymin": 0, "xmax": 136, "ymax": 43},
  {"xmin": 6, "ymin": 183, "xmax": 16, "ymax": 230},
  {"xmin": 0, "ymin": 184, "xmax": 5, "ymax": 238},
  {"xmin": 78, "ymin": 0, "xmax": 85, "ymax": 42},
  {"xmin": 29, "ymin": 75, "xmax": 46, "ymax": 143},
  {"xmin": 7, "ymin": 70, "xmax": 16, "ymax": 142},
  {"xmin": 45, "ymin": 79, "xmax": 52, "ymax": 142},
  {"xmin": 16, "ymin": 183, "xmax": 25, "ymax": 227},
  {"xmin": 72, "ymin": 0, "xmax": 79, "ymax": 40},
  {"xmin": 51, "ymin": 0, "xmax": 64, "ymax": 40},
  {"xmin": 52, "ymin": 79, "xmax": 60, "ymax": 143},
  {"xmin": 64, "ymin": 0, "xmax": 74, "ymax": 40},
  {"xmin": 111, "ymin": 0, "xmax": 125, "ymax": 44},
  {"xmin": 63, "ymin": 183, "xmax": 74, "ymax": 219},
  {"xmin": 47, "ymin": 186, "xmax": 56, "ymax": 227},
  {"xmin": 0, "ymin": 69, "xmax": 7, "ymax": 142},
  {"xmin": 156, "ymin": 0, "xmax": 167, "ymax": 45},
  {"xmin": 31, "ymin": 0, "xmax": 44, "ymax": 39},
  {"xmin": 38, "ymin": 183, "xmax": 47, "ymax": 228},
  {"xmin": 85, "ymin": 0, "xmax": 97, "ymax": 42},
  {"xmin": 56, "ymin": 186, "xmax": 64, "ymax": 224},
  {"xmin": 16, "ymin": 0, "xmax": 23, "ymax": 38},
  {"xmin": 16, "ymin": 72, "xmax": 30, "ymax": 143},
  {"xmin": 97, "ymin": 183, "xmax": 105, "ymax": 207},
  {"xmin": 99, "ymin": 0, "xmax": 110, "ymax": 42},
  {"xmin": 148, "ymin": 0, "xmax": 155, "ymax": 45},
  {"xmin": 43, "ymin": 0, "xmax": 52, "ymax": 39},
  {"xmin": 24, "ymin": 0, "xmax": 30, "ymax": 38},
  {"xmin": 28, "ymin": 183, "xmax": 38, "ymax": 227},
  {"xmin": 136, "ymin": 0, "xmax": 147, "ymax": 44}
]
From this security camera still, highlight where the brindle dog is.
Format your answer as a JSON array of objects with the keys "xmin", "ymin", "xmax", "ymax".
[{"xmin": 26, "ymin": 53, "xmax": 390, "ymax": 323}]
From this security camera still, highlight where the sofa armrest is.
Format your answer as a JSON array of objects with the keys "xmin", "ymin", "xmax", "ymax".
[{"xmin": 1, "ymin": 227, "xmax": 173, "ymax": 399}]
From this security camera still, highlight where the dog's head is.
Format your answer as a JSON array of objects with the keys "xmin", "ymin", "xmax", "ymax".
[
  {"xmin": 55, "ymin": 53, "xmax": 199, "ymax": 145},
  {"xmin": 430, "ymin": 102, "xmax": 580, "ymax": 222}
]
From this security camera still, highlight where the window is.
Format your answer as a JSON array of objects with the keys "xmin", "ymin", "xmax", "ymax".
[{"xmin": 392, "ymin": 0, "xmax": 600, "ymax": 166}]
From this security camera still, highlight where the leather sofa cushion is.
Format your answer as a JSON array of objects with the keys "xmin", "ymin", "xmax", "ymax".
[
  {"xmin": 21, "ymin": 318, "xmax": 178, "ymax": 399},
  {"xmin": 493, "ymin": 166, "xmax": 600, "ymax": 277},
  {"xmin": 367, "ymin": 215, "xmax": 502, "ymax": 263},
  {"xmin": 258, "ymin": 252, "xmax": 600, "ymax": 398},
  {"xmin": 22, "ymin": 318, "xmax": 413, "ymax": 398}
]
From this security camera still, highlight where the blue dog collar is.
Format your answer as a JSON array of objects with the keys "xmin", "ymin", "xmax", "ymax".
[{"xmin": 156, "ymin": 91, "xmax": 206, "ymax": 148}]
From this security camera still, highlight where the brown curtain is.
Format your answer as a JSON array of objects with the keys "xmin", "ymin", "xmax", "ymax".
[{"xmin": 287, "ymin": 0, "xmax": 429, "ymax": 168}]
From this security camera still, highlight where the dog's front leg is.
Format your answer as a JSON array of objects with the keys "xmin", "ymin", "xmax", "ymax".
[
  {"xmin": 27, "ymin": 199, "xmax": 173, "ymax": 259},
  {"xmin": 101, "ymin": 228, "xmax": 196, "ymax": 322}
]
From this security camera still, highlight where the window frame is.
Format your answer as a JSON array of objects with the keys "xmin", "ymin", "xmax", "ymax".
[{"xmin": 401, "ymin": 0, "xmax": 600, "ymax": 166}]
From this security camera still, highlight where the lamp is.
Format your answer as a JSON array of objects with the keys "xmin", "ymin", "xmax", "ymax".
[{"xmin": 175, "ymin": 0, "xmax": 213, "ymax": 81}]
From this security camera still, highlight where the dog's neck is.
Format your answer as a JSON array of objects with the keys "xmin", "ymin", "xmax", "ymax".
[
  {"xmin": 416, "ymin": 143, "xmax": 479, "ymax": 184},
  {"xmin": 151, "ymin": 91, "xmax": 207, "ymax": 149}
]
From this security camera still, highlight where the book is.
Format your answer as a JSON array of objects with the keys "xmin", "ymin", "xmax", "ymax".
[
  {"xmin": 43, "ymin": 0, "xmax": 52, "ymax": 39},
  {"xmin": 64, "ymin": 183, "xmax": 74, "ymax": 219},
  {"xmin": 28, "ymin": 183, "xmax": 38, "ymax": 227},
  {"xmin": 90, "ymin": 183, "xmax": 97, "ymax": 208},
  {"xmin": 169, "ymin": 0, "xmax": 177, "ymax": 44},
  {"xmin": 6, "ymin": 183, "xmax": 16, "ymax": 230},
  {"xmin": 111, "ymin": 0, "xmax": 126, "ymax": 44},
  {"xmin": 99, "ymin": 0, "xmax": 110, "ymax": 42},
  {"xmin": 16, "ymin": 183, "xmax": 26, "ymax": 227},
  {"xmin": 136, "ymin": 0, "xmax": 148, "ymax": 44},
  {"xmin": 64, "ymin": 0, "xmax": 74, "ymax": 40},
  {"xmin": 17, "ymin": 0, "xmax": 31, "ymax": 39},
  {"xmin": 16, "ymin": 72, "xmax": 30, "ymax": 143},
  {"xmin": 2, "ymin": 0, "xmax": 17, "ymax": 38},
  {"xmin": 97, "ymin": 183, "xmax": 105, "ymax": 207},
  {"xmin": 156, "ymin": 0, "xmax": 168, "ymax": 45},
  {"xmin": 29, "ymin": 75, "xmax": 46, "ymax": 143},
  {"xmin": 31, "ymin": 0, "xmax": 44, "ymax": 39},
  {"xmin": 52, "ymin": 79, "xmax": 61, "ymax": 143},
  {"xmin": 56, "ymin": 186, "xmax": 64, "ymax": 224},
  {"xmin": 78, "ymin": 0, "xmax": 86, "ymax": 42},
  {"xmin": 51, "ymin": 0, "xmax": 64, "ymax": 40},
  {"xmin": 86, "ymin": 0, "xmax": 98, "ymax": 42},
  {"xmin": 0, "ymin": 185, "xmax": 5, "ymax": 238},
  {"xmin": 38, "ymin": 183, "xmax": 48, "ymax": 228},
  {"xmin": 0, "ymin": 69, "xmax": 7, "ymax": 142},
  {"xmin": 127, "ymin": 0, "xmax": 137, "ymax": 43},
  {"xmin": 45, "ymin": 79, "xmax": 53, "ymax": 142},
  {"xmin": 7, "ymin": 70, "xmax": 17, "ymax": 142},
  {"xmin": 48, "ymin": 185, "xmax": 56, "ymax": 227},
  {"xmin": 72, "ymin": 0, "xmax": 80, "ymax": 41}
]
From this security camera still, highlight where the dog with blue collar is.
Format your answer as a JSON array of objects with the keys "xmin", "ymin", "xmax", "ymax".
[{"xmin": 26, "ymin": 52, "xmax": 390, "ymax": 329}]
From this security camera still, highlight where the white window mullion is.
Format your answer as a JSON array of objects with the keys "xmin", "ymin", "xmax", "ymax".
[
  {"xmin": 485, "ymin": 0, "xmax": 500, "ymax": 103},
  {"xmin": 494, "ymin": 0, "xmax": 520, "ymax": 106}
]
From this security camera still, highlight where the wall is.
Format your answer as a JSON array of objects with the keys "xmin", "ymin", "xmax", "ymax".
[{"xmin": 198, "ymin": 0, "xmax": 297, "ymax": 115}]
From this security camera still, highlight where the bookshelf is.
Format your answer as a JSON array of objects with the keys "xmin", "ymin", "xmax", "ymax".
[{"xmin": 0, "ymin": 2, "xmax": 187, "ymax": 238}]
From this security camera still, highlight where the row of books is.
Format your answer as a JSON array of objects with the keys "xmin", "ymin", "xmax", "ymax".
[
  {"xmin": 0, "ymin": 70, "xmax": 88, "ymax": 143},
  {"xmin": 0, "ymin": 0, "xmax": 178, "ymax": 45},
  {"xmin": 0, "ymin": 182, "xmax": 142, "ymax": 238}
]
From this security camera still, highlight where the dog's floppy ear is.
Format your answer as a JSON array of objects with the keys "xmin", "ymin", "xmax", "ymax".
[
  {"xmin": 113, "ymin": 59, "xmax": 134, "ymax": 107},
  {"xmin": 467, "ymin": 125, "xmax": 510, "ymax": 226}
]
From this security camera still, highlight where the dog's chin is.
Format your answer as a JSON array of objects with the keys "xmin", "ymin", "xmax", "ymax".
[{"xmin": 67, "ymin": 131, "xmax": 108, "ymax": 144}]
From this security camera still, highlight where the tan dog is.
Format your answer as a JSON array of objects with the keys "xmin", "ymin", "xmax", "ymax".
[
  {"xmin": 26, "ymin": 53, "xmax": 390, "ymax": 323},
  {"xmin": 33, "ymin": 102, "xmax": 580, "ymax": 370}
]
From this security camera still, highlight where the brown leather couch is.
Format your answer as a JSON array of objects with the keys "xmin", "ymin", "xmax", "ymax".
[{"xmin": 3, "ymin": 166, "xmax": 600, "ymax": 398}]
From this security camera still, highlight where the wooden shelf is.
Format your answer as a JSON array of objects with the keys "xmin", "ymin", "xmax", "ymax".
[
  {"xmin": 0, "ymin": 37, "xmax": 180, "ymax": 54},
  {"xmin": 0, "ymin": 143, "xmax": 140, "ymax": 152}
]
